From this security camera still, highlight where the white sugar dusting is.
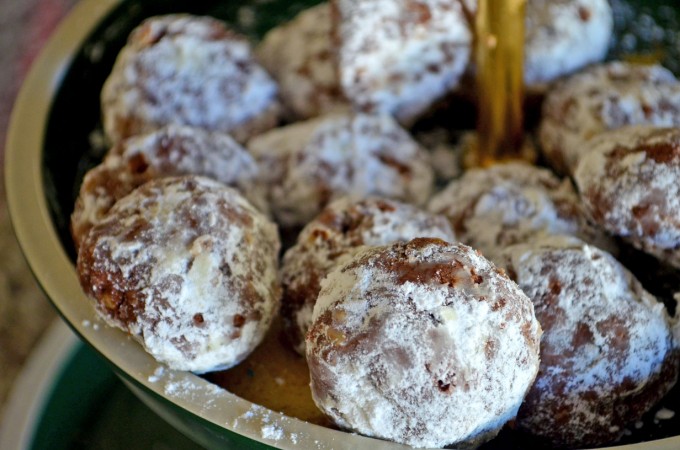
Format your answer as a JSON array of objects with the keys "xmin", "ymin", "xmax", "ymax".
[
  {"xmin": 539, "ymin": 61, "xmax": 680, "ymax": 174},
  {"xmin": 335, "ymin": 0, "xmax": 472, "ymax": 125},
  {"xmin": 148, "ymin": 366, "xmax": 165, "ymax": 383},
  {"xmin": 78, "ymin": 176, "xmax": 281, "ymax": 373},
  {"xmin": 307, "ymin": 240, "xmax": 541, "ymax": 448},
  {"xmin": 575, "ymin": 126, "xmax": 680, "ymax": 268},
  {"xmin": 230, "ymin": 404, "xmax": 312, "ymax": 446},
  {"xmin": 501, "ymin": 235, "xmax": 678, "ymax": 445},
  {"xmin": 655, "ymin": 408, "xmax": 676, "ymax": 421},
  {"xmin": 428, "ymin": 162, "xmax": 615, "ymax": 264},
  {"xmin": 524, "ymin": 0, "xmax": 612, "ymax": 87},
  {"xmin": 261, "ymin": 424, "xmax": 284, "ymax": 440},
  {"xmin": 248, "ymin": 112, "xmax": 434, "ymax": 227},
  {"xmin": 282, "ymin": 196, "xmax": 456, "ymax": 354},
  {"xmin": 256, "ymin": 4, "xmax": 348, "ymax": 120},
  {"xmin": 101, "ymin": 14, "xmax": 281, "ymax": 144},
  {"xmin": 71, "ymin": 124, "xmax": 268, "ymax": 250}
]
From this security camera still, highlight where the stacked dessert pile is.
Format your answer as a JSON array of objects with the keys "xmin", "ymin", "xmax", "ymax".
[{"xmin": 73, "ymin": 1, "xmax": 680, "ymax": 448}]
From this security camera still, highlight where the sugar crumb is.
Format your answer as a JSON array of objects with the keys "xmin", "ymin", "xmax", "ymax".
[
  {"xmin": 261, "ymin": 424, "xmax": 284, "ymax": 440},
  {"xmin": 655, "ymin": 408, "xmax": 675, "ymax": 421},
  {"xmin": 148, "ymin": 366, "xmax": 165, "ymax": 383}
]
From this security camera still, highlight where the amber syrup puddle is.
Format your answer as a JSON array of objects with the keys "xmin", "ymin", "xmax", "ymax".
[{"xmin": 203, "ymin": 316, "xmax": 333, "ymax": 427}]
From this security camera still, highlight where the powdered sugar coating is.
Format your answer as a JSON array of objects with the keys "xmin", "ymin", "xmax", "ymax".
[
  {"xmin": 101, "ymin": 14, "xmax": 281, "ymax": 144},
  {"xmin": 333, "ymin": 0, "xmax": 472, "ymax": 125},
  {"xmin": 77, "ymin": 176, "xmax": 281, "ymax": 373},
  {"xmin": 71, "ymin": 125, "xmax": 268, "ymax": 251},
  {"xmin": 523, "ymin": 0, "xmax": 612, "ymax": 88},
  {"xmin": 501, "ymin": 235, "xmax": 679, "ymax": 447},
  {"xmin": 281, "ymin": 196, "xmax": 456, "ymax": 355},
  {"xmin": 307, "ymin": 238, "xmax": 541, "ymax": 448},
  {"xmin": 428, "ymin": 162, "xmax": 616, "ymax": 264},
  {"xmin": 256, "ymin": 3, "xmax": 348, "ymax": 120},
  {"xmin": 575, "ymin": 126, "xmax": 680, "ymax": 268},
  {"xmin": 248, "ymin": 112, "xmax": 434, "ymax": 228},
  {"xmin": 539, "ymin": 61, "xmax": 680, "ymax": 174}
]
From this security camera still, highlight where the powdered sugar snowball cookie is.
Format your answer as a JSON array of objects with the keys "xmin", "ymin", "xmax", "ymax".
[
  {"xmin": 500, "ymin": 235, "xmax": 680, "ymax": 448},
  {"xmin": 71, "ymin": 125, "xmax": 268, "ymax": 251},
  {"xmin": 539, "ymin": 61, "xmax": 680, "ymax": 175},
  {"xmin": 248, "ymin": 112, "xmax": 434, "ymax": 228},
  {"xmin": 333, "ymin": 0, "xmax": 472, "ymax": 126},
  {"xmin": 76, "ymin": 176, "xmax": 281, "ymax": 373},
  {"xmin": 101, "ymin": 14, "xmax": 281, "ymax": 145},
  {"xmin": 523, "ymin": 0, "xmax": 612, "ymax": 89},
  {"xmin": 428, "ymin": 162, "xmax": 616, "ymax": 264},
  {"xmin": 256, "ymin": 3, "xmax": 348, "ymax": 120},
  {"xmin": 306, "ymin": 238, "xmax": 542, "ymax": 448},
  {"xmin": 575, "ymin": 126, "xmax": 680, "ymax": 269},
  {"xmin": 281, "ymin": 196, "xmax": 456, "ymax": 355}
]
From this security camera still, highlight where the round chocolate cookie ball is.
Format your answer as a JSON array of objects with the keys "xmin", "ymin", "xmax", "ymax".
[
  {"xmin": 523, "ymin": 0, "xmax": 612, "ymax": 88},
  {"xmin": 71, "ymin": 124, "xmax": 267, "ymax": 251},
  {"xmin": 77, "ymin": 175, "xmax": 280, "ymax": 373},
  {"xmin": 281, "ymin": 196, "xmax": 456, "ymax": 355},
  {"xmin": 307, "ymin": 238, "xmax": 542, "ymax": 448},
  {"xmin": 248, "ymin": 112, "xmax": 434, "ymax": 228},
  {"xmin": 333, "ymin": 0, "xmax": 472, "ymax": 125},
  {"xmin": 428, "ymin": 162, "xmax": 616, "ymax": 264},
  {"xmin": 101, "ymin": 14, "xmax": 281, "ymax": 144},
  {"xmin": 539, "ymin": 61, "xmax": 680, "ymax": 174},
  {"xmin": 256, "ymin": 3, "xmax": 348, "ymax": 120},
  {"xmin": 501, "ymin": 235, "xmax": 679, "ymax": 448},
  {"xmin": 575, "ymin": 125, "xmax": 680, "ymax": 268}
]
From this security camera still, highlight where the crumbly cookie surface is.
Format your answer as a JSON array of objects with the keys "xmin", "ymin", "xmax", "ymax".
[
  {"xmin": 428, "ymin": 162, "xmax": 616, "ymax": 263},
  {"xmin": 307, "ymin": 238, "xmax": 541, "ymax": 448},
  {"xmin": 101, "ymin": 14, "xmax": 281, "ymax": 144},
  {"xmin": 249, "ymin": 112, "xmax": 434, "ymax": 228},
  {"xmin": 333, "ymin": 0, "xmax": 472, "ymax": 125},
  {"xmin": 523, "ymin": 0, "xmax": 612, "ymax": 88},
  {"xmin": 281, "ymin": 196, "xmax": 455, "ymax": 354},
  {"xmin": 256, "ymin": 3, "xmax": 348, "ymax": 120},
  {"xmin": 575, "ymin": 125, "xmax": 680, "ymax": 268},
  {"xmin": 71, "ymin": 125, "xmax": 267, "ymax": 250},
  {"xmin": 539, "ymin": 61, "xmax": 680, "ymax": 174},
  {"xmin": 502, "ymin": 235, "xmax": 679, "ymax": 447},
  {"xmin": 77, "ymin": 176, "xmax": 281, "ymax": 373}
]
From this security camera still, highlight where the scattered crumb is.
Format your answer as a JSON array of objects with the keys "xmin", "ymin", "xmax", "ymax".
[
  {"xmin": 88, "ymin": 129, "xmax": 108, "ymax": 156},
  {"xmin": 84, "ymin": 42, "xmax": 105, "ymax": 63},
  {"xmin": 261, "ymin": 423, "xmax": 284, "ymax": 440},
  {"xmin": 148, "ymin": 366, "xmax": 165, "ymax": 383},
  {"xmin": 655, "ymin": 408, "xmax": 676, "ymax": 421},
  {"xmin": 81, "ymin": 319, "xmax": 101, "ymax": 331}
]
